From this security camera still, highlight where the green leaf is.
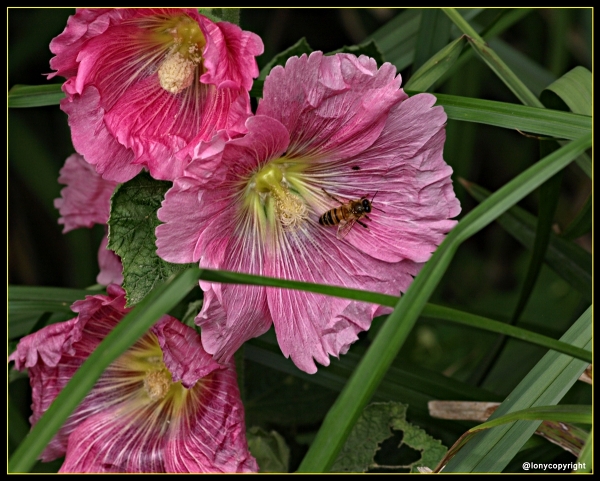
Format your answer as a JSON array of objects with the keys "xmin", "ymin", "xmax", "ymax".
[
  {"xmin": 297, "ymin": 135, "xmax": 591, "ymax": 473},
  {"xmin": 197, "ymin": 8, "xmax": 240, "ymax": 25},
  {"xmin": 442, "ymin": 8, "xmax": 543, "ymax": 108},
  {"xmin": 247, "ymin": 427, "xmax": 290, "ymax": 473},
  {"xmin": 560, "ymin": 194, "xmax": 592, "ymax": 240},
  {"xmin": 405, "ymin": 35, "xmax": 467, "ymax": 92},
  {"xmin": 442, "ymin": 306, "xmax": 591, "ymax": 472},
  {"xmin": 198, "ymin": 268, "xmax": 398, "ymax": 307},
  {"xmin": 246, "ymin": 334, "xmax": 500, "ymax": 429},
  {"xmin": 438, "ymin": 405, "xmax": 591, "ymax": 471},
  {"xmin": 475, "ymin": 405, "xmax": 592, "ymax": 431},
  {"xmin": 107, "ymin": 172, "xmax": 195, "ymax": 307},
  {"xmin": 540, "ymin": 66, "xmax": 592, "ymax": 116},
  {"xmin": 429, "ymin": 93, "xmax": 591, "ymax": 141},
  {"xmin": 331, "ymin": 402, "xmax": 446, "ymax": 473},
  {"xmin": 244, "ymin": 357, "xmax": 339, "ymax": 426},
  {"xmin": 422, "ymin": 304, "xmax": 591, "ymax": 363},
  {"xmin": 8, "ymin": 267, "xmax": 201, "ymax": 473},
  {"xmin": 328, "ymin": 40, "xmax": 384, "ymax": 67},
  {"xmin": 8, "ymin": 84, "xmax": 64, "ymax": 108},
  {"xmin": 412, "ymin": 8, "xmax": 452, "ymax": 72},
  {"xmin": 258, "ymin": 37, "xmax": 313, "ymax": 80},
  {"xmin": 576, "ymin": 427, "xmax": 592, "ymax": 473},
  {"xmin": 462, "ymin": 181, "xmax": 591, "ymax": 302},
  {"xmin": 368, "ymin": 9, "xmax": 422, "ymax": 70}
]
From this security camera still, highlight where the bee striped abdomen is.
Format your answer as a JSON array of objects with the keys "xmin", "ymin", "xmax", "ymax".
[{"xmin": 319, "ymin": 207, "xmax": 345, "ymax": 226}]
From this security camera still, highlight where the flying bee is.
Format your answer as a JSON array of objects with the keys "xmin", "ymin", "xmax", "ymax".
[{"xmin": 318, "ymin": 188, "xmax": 380, "ymax": 240}]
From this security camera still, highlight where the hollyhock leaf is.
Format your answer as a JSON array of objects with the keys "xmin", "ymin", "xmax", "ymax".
[
  {"xmin": 247, "ymin": 427, "xmax": 290, "ymax": 473},
  {"xmin": 197, "ymin": 8, "xmax": 240, "ymax": 25},
  {"xmin": 328, "ymin": 40, "xmax": 385, "ymax": 67},
  {"xmin": 108, "ymin": 173, "xmax": 195, "ymax": 307},
  {"xmin": 331, "ymin": 402, "xmax": 446, "ymax": 473},
  {"xmin": 258, "ymin": 37, "xmax": 313, "ymax": 80}
]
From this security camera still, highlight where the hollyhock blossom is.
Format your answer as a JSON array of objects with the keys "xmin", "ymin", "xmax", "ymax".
[
  {"xmin": 8, "ymin": 285, "xmax": 257, "ymax": 473},
  {"xmin": 54, "ymin": 153, "xmax": 123, "ymax": 286},
  {"xmin": 156, "ymin": 52, "xmax": 461, "ymax": 374},
  {"xmin": 49, "ymin": 8, "xmax": 263, "ymax": 182}
]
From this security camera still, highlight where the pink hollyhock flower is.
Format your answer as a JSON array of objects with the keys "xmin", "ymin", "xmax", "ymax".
[
  {"xmin": 54, "ymin": 153, "xmax": 123, "ymax": 286},
  {"xmin": 156, "ymin": 52, "xmax": 461, "ymax": 374},
  {"xmin": 49, "ymin": 8, "xmax": 263, "ymax": 182},
  {"xmin": 9, "ymin": 284, "xmax": 258, "ymax": 473}
]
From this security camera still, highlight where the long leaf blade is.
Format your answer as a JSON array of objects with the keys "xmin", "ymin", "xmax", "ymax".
[{"xmin": 443, "ymin": 306, "xmax": 591, "ymax": 472}]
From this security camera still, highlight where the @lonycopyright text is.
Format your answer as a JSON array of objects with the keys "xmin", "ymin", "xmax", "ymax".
[{"xmin": 522, "ymin": 462, "xmax": 586, "ymax": 472}]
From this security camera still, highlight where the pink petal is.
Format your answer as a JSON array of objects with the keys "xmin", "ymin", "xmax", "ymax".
[
  {"xmin": 152, "ymin": 316, "xmax": 222, "ymax": 387},
  {"xmin": 54, "ymin": 153, "xmax": 118, "ymax": 232},
  {"xmin": 51, "ymin": 8, "xmax": 263, "ymax": 182},
  {"xmin": 258, "ymin": 52, "xmax": 407, "ymax": 162},
  {"xmin": 96, "ymin": 234, "xmax": 123, "ymax": 286},
  {"xmin": 199, "ymin": 17, "xmax": 264, "ymax": 91},
  {"xmin": 61, "ymin": 86, "xmax": 142, "ymax": 183},
  {"xmin": 264, "ymin": 222, "xmax": 420, "ymax": 373}
]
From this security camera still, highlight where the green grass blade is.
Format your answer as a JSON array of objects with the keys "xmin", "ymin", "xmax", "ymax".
[
  {"xmin": 405, "ymin": 36, "xmax": 466, "ymax": 92},
  {"xmin": 412, "ymin": 8, "xmax": 452, "ymax": 71},
  {"xmin": 422, "ymin": 304, "xmax": 591, "ymax": 363},
  {"xmin": 8, "ymin": 267, "xmax": 201, "ymax": 473},
  {"xmin": 443, "ymin": 306, "xmax": 591, "ymax": 472},
  {"xmin": 561, "ymin": 194, "xmax": 591, "ymax": 240},
  {"xmin": 296, "ymin": 134, "xmax": 591, "ymax": 472},
  {"xmin": 198, "ymin": 268, "xmax": 398, "ymax": 306},
  {"xmin": 428, "ymin": 93, "xmax": 590, "ymax": 140},
  {"xmin": 474, "ymin": 405, "xmax": 592, "ymax": 431},
  {"xmin": 541, "ymin": 66, "xmax": 592, "ymax": 116},
  {"xmin": 368, "ymin": 8, "xmax": 422, "ymax": 69},
  {"xmin": 576, "ymin": 427, "xmax": 592, "ymax": 473},
  {"xmin": 513, "ymin": 166, "xmax": 563, "ymax": 322},
  {"xmin": 8, "ymin": 84, "xmax": 64, "ymax": 108},
  {"xmin": 462, "ymin": 181, "xmax": 592, "ymax": 302},
  {"xmin": 8, "ymin": 285, "xmax": 104, "ymax": 302},
  {"xmin": 442, "ymin": 8, "xmax": 543, "ymax": 108}
]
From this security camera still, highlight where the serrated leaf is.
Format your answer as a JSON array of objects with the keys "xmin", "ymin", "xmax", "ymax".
[
  {"xmin": 197, "ymin": 8, "xmax": 239, "ymax": 25},
  {"xmin": 328, "ymin": 40, "xmax": 385, "ymax": 66},
  {"xmin": 247, "ymin": 427, "xmax": 290, "ymax": 473},
  {"xmin": 107, "ymin": 173, "xmax": 195, "ymax": 307},
  {"xmin": 331, "ymin": 402, "xmax": 446, "ymax": 473},
  {"xmin": 259, "ymin": 38, "xmax": 313, "ymax": 80}
]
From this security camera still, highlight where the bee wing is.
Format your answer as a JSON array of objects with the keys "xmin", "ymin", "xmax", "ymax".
[{"xmin": 336, "ymin": 218, "xmax": 357, "ymax": 240}]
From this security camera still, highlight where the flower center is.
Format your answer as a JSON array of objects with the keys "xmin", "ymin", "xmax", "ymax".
[
  {"xmin": 143, "ymin": 366, "xmax": 173, "ymax": 402},
  {"xmin": 252, "ymin": 164, "xmax": 308, "ymax": 231},
  {"xmin": 157, "ymin": 16, "xmax": 206, "ymax": 94}
]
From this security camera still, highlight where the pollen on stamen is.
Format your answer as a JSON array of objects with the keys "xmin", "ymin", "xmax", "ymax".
[
  {"xmin": 144, "ymin": 369, "xmax": 173, "ymax": 401},
  {"xmin": 158, "ymin": 51, "xmax": 196, "ymax": 94},
  {"xmin": 274, "ymin": 188, "xmax": 308, "ymax": 230}
]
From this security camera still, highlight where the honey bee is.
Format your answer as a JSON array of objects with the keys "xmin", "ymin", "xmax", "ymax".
[{"xmin": 318, "ymin": 188, "xmax": 378, "ymax": 240}]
